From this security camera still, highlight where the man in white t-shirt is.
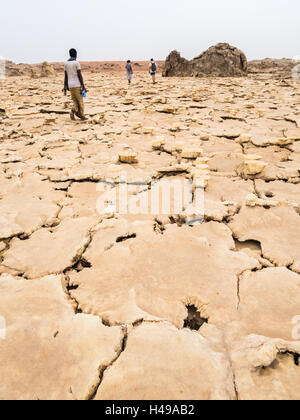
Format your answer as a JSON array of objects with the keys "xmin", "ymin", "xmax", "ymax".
[{"xmin": 64, "ymin": 49, "xmax": 87, "ymax": 121}]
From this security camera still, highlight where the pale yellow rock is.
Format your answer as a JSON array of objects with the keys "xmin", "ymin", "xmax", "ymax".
[
  {"xmin": 44, "ymin": 118, "xmax": 56, "ymax": 125},
  {"xmin": 0, "ymin": 275, "xmax": 121, "ymax": 400},
  {"xmin": 245, "ymin": 194, "xmax": 279, "ymax": 208},
  {"xmin": 244, "ymin": 159, "xmax": 267, "ymax": 175},
  {"xmin": 181, "ymin": 148, "xmax": 202, "ymax": 159},
  {"xmin": 92, "ymin": 115, "xmax": 105, "ymax": 125},
  {"xmin": 123, "ymin": 98, "xmax": 134, "ymax": 105},
  {"xmin": 253, "ymin": 137, "xmax": 296, "ymax": 147},
  {"xmin": 161, "ymin": 143, "xmax": 176, "ymax": 154},
  {"xmin": 245, "ymin": 193, "xmax": 259, "ymax": 207},
  {"xmin": 169, "ymin": 124, "xmax": 181, "ymax": 132},
  {"xmin": 152, "ymin": 137, "xmax": 165, "ymax": 150},
  {"xmin": 131, "ymin": 122, "xmax": 143, "ymax": 130},
  {"xmin": 156, "ymin": 106, "xmax": 177, "ymax": 114},
  {"xmin": 175, "ymin": 141, "xmax": 185, "ymax": 152},
  {"xmin": 194, "ymin": 164, "xmax": 209, "ymax": 172},
  {"xmin": 151, "ymin": 97, "xmax": 168, "ymax": 104},
  {"xmin": 193, "ymin": 175, "xmax": 210, "ymax": 189},
  {"xmin": 192, "ymin": 161, "xmax": 211, "ymax": 189},
  {"xmin": 142, "ymin": 127, "xmax": 154, "ymax": 135},
  {"xmin": 118, "ymin": 151, "xmax": 138, "ymax": 164},
  {"xmin": 195, "ymin": 157, "xmax": 210, "ymax": 165},
  {"xmin": 258, "ymin": 109, "xmax": 265, "ymax": 117}
]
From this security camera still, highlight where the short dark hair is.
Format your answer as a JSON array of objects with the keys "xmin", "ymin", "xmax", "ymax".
[
  {"xmin": 69, "ymin": 49, "xmax": 77, "ymax": 58},
  {"xmin": 127, "ymin": 60, "xmax": 131, "ymax": 63},
  {"xmin": 151, "ymin": 58, "xmax": 154, "ymax": 61}
]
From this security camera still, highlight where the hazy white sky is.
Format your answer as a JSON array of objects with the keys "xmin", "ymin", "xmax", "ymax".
[{"xmin": 1, "ymin": 0, "xmax": 299, "ymax": 63}]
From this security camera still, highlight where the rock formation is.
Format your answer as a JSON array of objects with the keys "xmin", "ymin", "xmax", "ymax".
[
  {"xmin": 4, "ymin": 61, "xmax": 32, "ymax": 77},
  {"xmin": 248, "ymin": 58, "xmax": 300, "ymax": 79},
  {"xmin": 4, "ymin": 60, "xmax": 56, "ymax": 78},
  {"xmin": 163, "ymin": 43, "xmax": 248, "ymax": 77},
  {"xmin": 40, "ymin": 62, "xmax": 56, "ymax": 77}
]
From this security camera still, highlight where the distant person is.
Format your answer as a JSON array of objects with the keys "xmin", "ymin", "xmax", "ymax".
[
  {"xmin": 126, "ymin": 60, "xmax": 133, "ymax": 84},
  {"xmin": 149, "ymin": 58, "xmax": 157, "ymax": 84},
  {"xmin": 64, "ymin": 48, "xmax": 87, "ymax": 121}
]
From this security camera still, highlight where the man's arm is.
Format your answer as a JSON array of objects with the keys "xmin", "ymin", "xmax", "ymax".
[
  {"xmin": 64, "ymin": 71, "xmax": 69, "ymax": 95},
  {"xmin": 77, "ymin": 70, "xmax": 86, "ymax": 92}
]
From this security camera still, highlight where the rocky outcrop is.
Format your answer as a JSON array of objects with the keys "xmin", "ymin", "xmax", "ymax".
[
  {"xmin": 162, "ymin": 51, "xmax": 190, "ymax": 77},
  {"xmin": 163, "ymin": 43, "xmax": 248, "ymax": 77},
  {"xmin": 4, "ymin": 60, "xmax": 56, "ymax": 78},
  {"xmin": 248, "ymin": 58, "xmax": 300, "ymax": 79},
  {"xmin": 40, "ymin": 61, "xmax": 56, "ymax": 77},
  {"xmin": 4, "ymin": 61, "xmax": 32, "ymax": 77}
]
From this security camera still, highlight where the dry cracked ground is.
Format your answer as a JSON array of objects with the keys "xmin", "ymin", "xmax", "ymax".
[{"xmin": 0, "ymin": 71, "xmax": 300, "ymax": 400}]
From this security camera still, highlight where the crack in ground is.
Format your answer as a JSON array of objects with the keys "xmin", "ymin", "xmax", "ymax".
[
  {"xmin": 222, "ymin": 331, "xmax": 240, "ymax": 401},
  {"xmin": 228, "ymin": 354, "xmax": 239, "ymax": 401},
  {"xmin": 253, "ymin": 179, "xmax": 261, "ymax": 198},
  {"xmin": 87, "ymin": 325, "xmax": 128, "ymax": 400},
  {"xmin": 116, "ymin": 233, "xmax": 137, "ymax": 243},
  {"xmin": 61, "ymin": 275, "xmax": 82, "ymax": 314},
  {"xmin": 237, "ymin": 273, "xmax": 242, "ymax": 310}
]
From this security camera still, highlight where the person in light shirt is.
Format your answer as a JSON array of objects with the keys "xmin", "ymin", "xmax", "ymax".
[
  {"xmin": 125, "ymin": 60, "xmax": 133, "ymax": 85},
  {"xmin": 64, "ymin": 48, "xmax": 87, "ymax": 121}
]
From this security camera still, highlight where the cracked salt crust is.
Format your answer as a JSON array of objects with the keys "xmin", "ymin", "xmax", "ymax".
[{"xmin": 0, "ymin": 71, "xmax": 300, "ymax": 400}]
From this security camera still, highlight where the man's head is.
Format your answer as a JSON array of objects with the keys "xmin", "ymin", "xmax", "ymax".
[
  {"xmin": 69, "ymin": 49, "xmax": 77, "ymax": 59},
  {"xmin": 151, "ymin": 58, "xmax": 154, "ymax": 62},
  {"xmin": 127, "ymin": 60, "xmax": 131, "ymax": 63}
]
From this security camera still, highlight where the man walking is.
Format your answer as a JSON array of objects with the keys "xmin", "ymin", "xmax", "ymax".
[
  {"xmin": 126, "ymin": 60, "xmax": 133, "ymax": 85},
  {"xmin": 149, "ymin": 58, "xmax": 157, "ymax": 84},
  {"xmin": 64, "ymin": 49, "xmax": 87, "ymax": 121}
]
